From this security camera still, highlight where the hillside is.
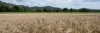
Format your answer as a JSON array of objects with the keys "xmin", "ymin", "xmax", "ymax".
[{"xmin": 0, "ymin": 1, "xmax": 100, "ymax": 12}]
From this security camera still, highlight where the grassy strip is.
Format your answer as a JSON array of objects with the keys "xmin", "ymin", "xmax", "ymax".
[{"xmin": 0, "ymin": 12, "xmax": 100, "ymax": 14}]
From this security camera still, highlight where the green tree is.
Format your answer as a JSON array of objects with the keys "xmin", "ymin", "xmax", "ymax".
[
  {"xmin": 55, "ymin": 8, "xmax": 61, "ymax": 12},
  {"xmin": 36, "ymin": 8, "xmax": 42, "ymax": 12},
  {"xmin": 62, "ymin": 8, "xmax": 68, "ymax": 12},
  {"xmin": 43, "ymin": 8, "xmax": 50, "ymax": 12},
  {"xmin": 78, "ymin": 8, "xmax": 90, "ymax": 12},
  {"xmin": 69, "ymin": 8, "xmax": 76, "ymax": 12}
]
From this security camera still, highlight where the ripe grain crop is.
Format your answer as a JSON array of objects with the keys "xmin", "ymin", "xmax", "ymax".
[{"xmin": 0, "ymin": 14, "xmax": 100, "ymax": 33}]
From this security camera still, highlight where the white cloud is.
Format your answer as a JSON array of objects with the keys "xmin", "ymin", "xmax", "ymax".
[{"xmin": 0, "ymin": 0, "xmax": 100, "ymax": 9}]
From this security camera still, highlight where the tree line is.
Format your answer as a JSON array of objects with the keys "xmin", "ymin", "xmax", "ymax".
[{"xmin": 0, "ymin": 1, "xmax": 100, "ymax": 12}]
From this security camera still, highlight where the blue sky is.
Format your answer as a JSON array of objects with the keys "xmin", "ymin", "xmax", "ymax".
[{"xmin": 0, "ymin": 0, "xmax": 100, "ymax": 9}]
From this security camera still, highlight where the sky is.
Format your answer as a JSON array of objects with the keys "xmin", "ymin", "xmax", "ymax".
[{"xmin": 0, "ymin": 0, "xmax": 100, "ymax": 9}]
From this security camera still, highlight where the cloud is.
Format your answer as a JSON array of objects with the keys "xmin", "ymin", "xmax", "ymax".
[{"xmin": 0, "ymin": 0, "xmax": 100, "ymax": 9}]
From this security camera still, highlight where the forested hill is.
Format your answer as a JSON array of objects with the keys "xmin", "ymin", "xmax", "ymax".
[{"xmin": 0, "ymin": 1, "xmax": 100, "ymax": 12}]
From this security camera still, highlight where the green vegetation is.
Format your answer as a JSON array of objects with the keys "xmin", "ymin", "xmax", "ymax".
[
  {"xmin": 0, "ymin": 1, "xmax": 100, "ymax": 12},
  {"xmin": 0, "ymin": 12, "xmax": 100, "ymax": 14}
]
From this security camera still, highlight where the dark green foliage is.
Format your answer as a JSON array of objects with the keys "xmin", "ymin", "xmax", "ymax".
[
  {"xmin": 78, "ymin": 8, "xmax": 90, "ymax": 12},
  {"xmin": 43, "ymin": 8, "xmax": 52, "ymax": 12},
  {"xmin": 0, "ymin": 1, "xmax": 100, "ymax": 12},
  {"xmin": 36, "ymin": 8, "xmax": 42, "ymax": 12},
  {"xmin": 62, "ymin": 8, "xmax": 68, "ymax": 12},
  {"xmin": 55, "ymin": 8, "xmax": 62, "ymax": 12},
  {"xmin": 69, "ymin": 8, "xmax": 76, "ymax": 12}
]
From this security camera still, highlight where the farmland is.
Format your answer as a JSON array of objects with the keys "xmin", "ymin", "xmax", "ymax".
[{"xmin": 0, "ymin": 13, "xmax": 100, "ymax": 33}]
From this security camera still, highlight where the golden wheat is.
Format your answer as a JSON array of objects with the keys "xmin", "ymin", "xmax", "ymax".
[{"xmin": 0, "ymin": 14, "xmax": 100, "ymax": 33}]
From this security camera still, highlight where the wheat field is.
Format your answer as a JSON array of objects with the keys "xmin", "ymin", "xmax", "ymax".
[{"xmin": 0, "ymin": 14, "xmax": 100, "ymax": 33}]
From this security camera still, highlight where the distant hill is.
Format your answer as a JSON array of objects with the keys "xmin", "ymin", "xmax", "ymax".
[
  {"xmin": 0, "ymin": 1, "xmax": 62, "ymax": 12},
  {"xmin": 0, "ymin": 1, "xmax": 100, "ymax": 12}
]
